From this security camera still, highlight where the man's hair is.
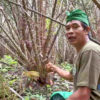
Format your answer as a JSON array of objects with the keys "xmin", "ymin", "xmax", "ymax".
[
  {"xmin": 81, "ymin": 22, "xmax": 88, "ymax": 30},
  {"xmin": 81, "ymin": 22, "xmax": 100, "ymax": 45},
  {"xmin": 81, "ymin": 22, "xmax": 91, "ymax": 38}
]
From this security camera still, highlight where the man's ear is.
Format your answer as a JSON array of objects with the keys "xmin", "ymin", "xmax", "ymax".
[{"xmin": 85, "ymin": 26, "xmax": 90, "ymax": 35}]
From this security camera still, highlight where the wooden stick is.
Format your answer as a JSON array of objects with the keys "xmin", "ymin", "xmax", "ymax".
[{"xmin": 9, "ymin": 87, "xmax": 25, "ymax": 100}]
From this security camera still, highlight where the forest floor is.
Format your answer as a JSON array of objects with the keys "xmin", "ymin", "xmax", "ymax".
[{"xmin": 0, "ymin": 55, "xmax": 73, "ymax": 100}]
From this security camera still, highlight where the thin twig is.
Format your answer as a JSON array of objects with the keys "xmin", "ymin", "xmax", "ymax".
[
  {"xmin": 0, "ymin": 42, "xmax": 27, "ymax": 67},
  {"xmin": 9, "ymin": 87, "xmax": 24, "ymax": 100},
  {"xmin": 21, "ymin": 0, "xmax": 41, "ymax": 72},
  {"xmin": 43, "ymin": 0, "xmax": 58, "ymax": 58},
  {"xmin": 7, "ymin": 0, "xmax": 21, "ymax": 42},
  {"xmin": 1, "ymin": 10, "xmax": 18, "ymax": 43},
  {"xmin": 8, "ymin": 0, "xmax": 66, "ymax": 26},
  {"xmin": 0, "ymin": 61, "xmax": 14, "ymax": 67},
  {"xmin": 92, "ymin": 0, "xmax": 100, "ymax": 9},
  {"xmin": 47, "ymin": 25, "xmax": 61, "ymax": 57},
  {"xmin": 0, "ymin": 24, "xmax": 29, "ymax": 64}
]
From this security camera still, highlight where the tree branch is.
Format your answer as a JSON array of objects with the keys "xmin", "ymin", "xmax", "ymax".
[
  {"xmin": 9, "ymin": 87, "xmax": 24, "ymax": 100},
  {"xmin": 43, "ymin": 0, "xmax": 58, "ymax": 58},
  {"xmin": 8, "ymin": 0, "xmax": 66, "ymax": 26},
  {"xmin": 92, "ymin": 0, "xmax": 100, "ymax": 9},
  {"xmin": 47, "ymin": 25, "xmax": 61, "ymax": 58}
]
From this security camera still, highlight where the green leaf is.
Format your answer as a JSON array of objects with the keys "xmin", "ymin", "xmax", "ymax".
[
  {"xmin": 9, "ymin": 79, "xmax": 16, "ymax": 85},
  {"xmin": 2, "ymin": 68, "xmax": 8, "ymax": 72},
  {"xmin": 46, "ymin": 84, "xmax": 51, "ymax": 88},
  {"xmin": 0, "ymin": 55, "xmax": 18, "ymax": 65},
  {"xmin": 24, "ymin": 96, "xmax": 30, "ymax": 100},
  {"xmin": 46, "ymin": 19, "xmax": 50, "ymax": 29}
]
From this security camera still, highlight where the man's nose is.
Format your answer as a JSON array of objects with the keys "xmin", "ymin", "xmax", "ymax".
[
  {"xmin": 68, "ymin": 28, "xmax": 74, "ymax": 34},
  {"xmin": 66, "ymin": 28, "xmax": 74, "ymax": 36}
]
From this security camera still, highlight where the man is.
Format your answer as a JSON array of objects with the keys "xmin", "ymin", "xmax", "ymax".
[{"xmin": 46, "ymin": 9, "xmax": 100, "ymax": 100}]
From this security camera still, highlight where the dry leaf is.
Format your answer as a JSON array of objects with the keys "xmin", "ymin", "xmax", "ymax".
[{"xmin": 23, "ymin": 71, "xmax": 39, "ymax": 81}]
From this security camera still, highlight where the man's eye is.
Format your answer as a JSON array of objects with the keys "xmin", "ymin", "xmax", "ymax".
[
  {"xmin": 66, "ymin": 27, "xmax": 70, "ymax": 30},
  {"xmin": 73, "ymin": 25, "xmax": 79, "ymax": 29}
]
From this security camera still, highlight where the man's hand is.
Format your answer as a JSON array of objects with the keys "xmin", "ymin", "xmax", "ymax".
[
  {"xmin": 46, "ymin": 62, "xmax": 57, "ymax": 72},
  {"xmin": 46, "ymin": 62, "xmax": 73, "ymax": 81},
  {"xmin": 67, "ymin": 87, "xmax": 91, "ymax": 100}
]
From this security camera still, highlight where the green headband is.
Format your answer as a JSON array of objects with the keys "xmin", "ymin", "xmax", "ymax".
[{"xmin": 66, "ymin": 9, "xmax": 89, "ymax": 26}]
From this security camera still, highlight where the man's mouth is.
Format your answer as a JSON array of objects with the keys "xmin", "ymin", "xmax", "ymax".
[{"xmin": 68, "ymin": 37, "xmax": 76, "ymax": 42}]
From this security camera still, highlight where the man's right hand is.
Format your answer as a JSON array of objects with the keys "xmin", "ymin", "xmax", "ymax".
[
  {"xmin": 46, "ymin": 62, "xmax": 57, "ymax": 73},
  {"xmin": 46, "ymin": 62, "xmax": 73, "ymax": 81}
]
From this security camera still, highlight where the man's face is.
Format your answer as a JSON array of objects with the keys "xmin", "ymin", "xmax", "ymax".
[{"xmin": 65, "ymin": 20, "xmax": 88, "ymax": 47}]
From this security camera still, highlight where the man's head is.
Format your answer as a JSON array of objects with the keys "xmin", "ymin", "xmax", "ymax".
[
  {"xmin": 66, "ymin": 9, "xmax": 89, "ymax": 26},
  {"xmin": 65, "ymin": 9, "xmax": 90, "ymax": 49}
]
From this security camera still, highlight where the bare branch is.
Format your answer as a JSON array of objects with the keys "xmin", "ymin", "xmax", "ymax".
[
  {"xmin": 1, "ymin": 10, "xmax": 18, "ymax": 43},
  {"xmin": 92, "ymin": 0, "xmax": 100, "ymax": 9},
  {"xmin": 0, "ymin": 61, "xmax": 14, "ymax": 67},
  {"xmin": 9, "ymin": 87, "xmax": 24, "ymax": 100},
  {"xmin": 0, "ymin": 25, "xmax": 29, "ymax": 65},
  {"xmin": 43, "ymin": 0, "xmax": 58, "ymax": 58},
  {"xmin": 21, "ymin": 0, "xmax": 42, "ymax": 72},
  {"xmin": 47, "ymin": 25, "xmax": 61, "ymax": 57},
  {"xmin": 8, "ymin": 0, "xmax": 66, "ymax": 26},
  {"xmin": 0, "ymin": 42, "xmax": 27, "ymax": 67}
]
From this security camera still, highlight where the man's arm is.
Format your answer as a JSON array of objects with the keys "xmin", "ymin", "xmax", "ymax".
[
  {"xmin": 67, "ymin": 87, "xmax": 91, "ymax": 100},
  {"xmin": 53, "ymin": 65, "xmax": 73, "ymax": 81},
  {"xmin": 46, "ymin": 62, "xmax": 73, "ymax": 81}
]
